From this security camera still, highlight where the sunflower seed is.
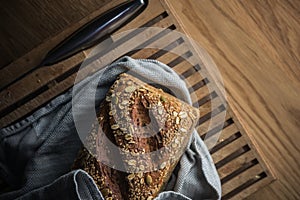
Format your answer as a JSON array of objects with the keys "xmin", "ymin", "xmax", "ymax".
[
  {"xmin": 125, "ymin": 86, "xmax": 136, "ymax": 93},
  {"xmin": 100, "ymin": 188, "xmax": 110, "ymax": 196},
  {"xmin": 157, "ymin": 101, "xmax": 162, "ymax": 106},
  {"xmin": 137, "ymin": 172, "xmax": 143, "ymax": 178},
  {"xmin": 175, "ymin": 117, "xmax": 180, "ymax": 124},
  {"xmin": 179, "ymin": 111, "xmax": 187, "ymax": 118},
  {"xmin": 180, "ymin": 128, "xmax": 187, "ymax": 133},
  {"xmin": 146, "ymin": 174, "xmax": 152, "ymax": 186},
  {"xmin": 158, "ymin": 107, "xmax": 163, "ymax": 115},
  {"xmin": 120, "ymin": 127, "xmax": 127, "ymax": 132},
  {"xmin": 129, "ymin": 125, "xmax": 134, "ymax": 134},
  {"xmin": 105, "ymin": 96, "xmax": 111, "ymax": 102},
  {"xmin": 121, "ymin": 100, "xmax": 129, "ymax": 105},
  {"xmin": 131, "ymin": 152, "xmax": 138, "ymax": 156},
  {"xmin": 116, "ymin": 130, "xmax": 124, "ymax": 136},
  {"xmin": 111, "ymin": 124, "xmax": 119, "ymax": 130},
  {"xmin": 139, "ymin": 165, "xmax": 145, "ymax": 171},
  {"xmin": 119, "ymin": 104, "xmax": 125, "ymax": 110},
  {"xmin": 128, "ymin": 140, "xmax": 135, "ymax": 144},
  {"xmin": 140, "ymin": 177, "xmax": 144, "ymax": 184},
  {"xmin": 160, "ymin": 162, "xmax": 167, "ymax": 169},
  {"xmin": 125, "ymin": 134, "xmax": 132, "ymax": 140},
  {"xmin": 109, "ymin": 109, "xmax": 116, "ymax": 116},
  {"xmin": 127, "ymin": 160, "xmax": 136, "ymax": 166},
  {"xmin": 160, "ymin": 96, "xmax": 166, "ymax": 102},
  {"xmin": 127, "ymin": 173, "xmax": 135, "ymax": 180}
]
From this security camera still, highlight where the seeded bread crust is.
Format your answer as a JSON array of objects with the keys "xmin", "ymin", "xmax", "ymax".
[{"xmin": 73, "ymin": 73, "xmax": 199, "ymax": 200}]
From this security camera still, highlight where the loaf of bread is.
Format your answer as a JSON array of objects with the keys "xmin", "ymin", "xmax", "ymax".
[{"xmin": 73, "ymin": 73, "xmax": 199, "ymax": 200}]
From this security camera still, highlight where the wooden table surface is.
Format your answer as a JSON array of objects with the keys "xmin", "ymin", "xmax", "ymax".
[
  {"xmin": 0, "ymin": 0, "xmax": 299, "ymax": 199},
  {"xmin": 165, "ymin": 0, "xmax": 300, "ymax": 199}
]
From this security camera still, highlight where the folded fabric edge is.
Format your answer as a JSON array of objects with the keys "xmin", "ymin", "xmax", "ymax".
[
  {"xmin": 73, "ymin": 169, "xmax": 104, "ymax": 200},
  {"xmin": 155, "ymin": 191, "xmax": 192, "ymax": 200},
  {"xmin": 193, "ymin": 132, "xmax": 222, "ymax": 199}
]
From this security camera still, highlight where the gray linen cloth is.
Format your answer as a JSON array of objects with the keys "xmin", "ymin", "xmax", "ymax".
[{"xmin": 0, "ymin": 56, "xmax": 221, "ymax": 200}]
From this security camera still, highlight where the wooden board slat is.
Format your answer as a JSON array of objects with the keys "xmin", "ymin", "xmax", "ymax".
[
  {"xmin": 230, "ymin": 177, "xmax": 272, "ymax": 200},
  {"xmin": 173, "ymin": 60, "xmax": 197, "ymax": 77},
  {"xmin": 196, "ymin": 110, "xmax": 231, "ymax": 136},
  {"xmin": 197, "ymin": 96, "xmax": 224, "ymax": 119},
  {"xmin": 218, "ymin": 150, "xmax": 256, "ymax": 180},
  {"xmin": 212, "ymin": 138, "xmax": 248, "ymax": 164},
  {"xmin": 0, "ymin": 73, "xmax": 77, "ymax": 127},
  {"xmin": 0, "ymin": 53, "xmax": 86, "ymax": 115},
  {"xmin": 190, "ymin": 82, "xmax": 211, "ymax": 104},
  {"xmin": 222, "ymin": 164, "xmax": 265, "ymax": 199},
  {"xmin": 216, "ymin": 123, "xmax": 240, "ymax": 145},
  {"xmin": 129, "ymin": 33, "xmax": 185, "ymax": 61}
]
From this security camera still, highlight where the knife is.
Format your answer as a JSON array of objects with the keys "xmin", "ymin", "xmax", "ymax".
[
  {"xmin": 1, "ymin": 0, "xmax": 148, "ymax": 91},
  {"xmin": 41, "ymin": 0, "xmax": 148, "ymax": 66}
]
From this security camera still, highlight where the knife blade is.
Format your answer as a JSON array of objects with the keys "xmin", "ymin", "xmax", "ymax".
[
  {"xmin": 41, "ymin": 0, "xmax": 148, "ymax": 66},
  {"xmin": 1, "ymin": 0, "xmax": 148, "ymax": 91}
]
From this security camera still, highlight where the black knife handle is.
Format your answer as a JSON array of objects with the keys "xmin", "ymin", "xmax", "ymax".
[{"xmin": 41, "ymin": 0, "xmax": 147, "ymax": 66}]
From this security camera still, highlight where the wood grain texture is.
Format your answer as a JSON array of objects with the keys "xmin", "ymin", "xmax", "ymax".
[
  {"xmin": 0, "ymin": 0, "xmax": 172, "ymax": 127},
  {"xmin": 0, "ymin": 0, "xmax": 112, "ymax": 67},
  {"xmin": 165, "ymin": 0, "xmax": 300, "ymax": 199},
  {"xmin": 0, "ymin": 0, "xmax": 167, "ymax": 90},
  {"xmin": 0, "ymin": 0, "xmax": 296, "ymax": 198}
]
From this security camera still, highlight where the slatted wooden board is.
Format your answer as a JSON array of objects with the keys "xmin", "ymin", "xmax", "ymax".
[{"xmin": 0, "ymin": 0, "xmax": 275, "ymax": 199}]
